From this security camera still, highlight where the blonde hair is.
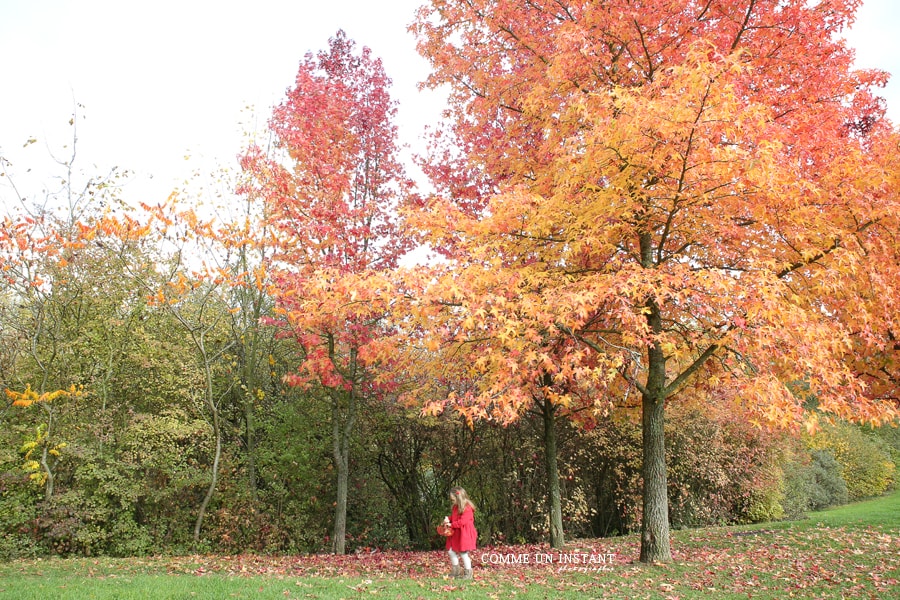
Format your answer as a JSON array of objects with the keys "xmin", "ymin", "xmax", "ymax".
[{"xmin": 450, "ymin": 486, "xmax": 476, "ymax": 512}]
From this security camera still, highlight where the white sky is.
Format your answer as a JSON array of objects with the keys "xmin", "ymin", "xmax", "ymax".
[{"xmin": 1, "ymin": 0, "xmax": 898, "ymax": 210}]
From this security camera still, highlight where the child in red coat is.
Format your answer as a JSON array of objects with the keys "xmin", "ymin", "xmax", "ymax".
[{"xmin": 443, "ymin": 486, "xmax": 477, "ymax": 579}]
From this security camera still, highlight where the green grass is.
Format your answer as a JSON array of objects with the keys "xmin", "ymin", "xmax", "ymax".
[
  {"xmin": 0, "ymin": 490, "xmax": 897, "ymax": 599},
  {"xmin": 0, "ymin": 574, "xmax": 306, "ymax": 600},
  {"xmin": 803, "ymin": 488, "xmax": 900, "ymax": 528}
]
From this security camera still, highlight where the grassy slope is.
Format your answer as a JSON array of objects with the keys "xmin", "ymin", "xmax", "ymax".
[{"xmin": 0, "ymin": 490, "xmax": 897, "ymax": 599}]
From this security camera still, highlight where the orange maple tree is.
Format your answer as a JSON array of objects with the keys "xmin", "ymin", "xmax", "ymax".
[
  {"xmin": 410, "ymin": 0, "xmax": 900, "ymax": 563},
  {"xmin": 240, "ymin": 31, "xmax": 415, "ymax": 555},
  {"xmin": 401, "ymin": 244, "xmax": 622, "ymax": 549}
]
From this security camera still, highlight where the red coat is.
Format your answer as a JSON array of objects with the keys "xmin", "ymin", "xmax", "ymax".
[{"xmin": 446, "ymin": 504, "xmax": 477, "ymax": 552}]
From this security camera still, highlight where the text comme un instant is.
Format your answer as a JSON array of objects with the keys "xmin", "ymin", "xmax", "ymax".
[{"xmin": 479, "ymin": 552, "xmax": 616, "ymax": 565}]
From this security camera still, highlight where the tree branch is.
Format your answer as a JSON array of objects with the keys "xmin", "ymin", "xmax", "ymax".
[
  {"xmin": 554, "ymin": 321, "xmax": 650, "ymax": 397},
  {"xmin": 662, "ymin": 339, "xmax": 723, "ymax": 398}
]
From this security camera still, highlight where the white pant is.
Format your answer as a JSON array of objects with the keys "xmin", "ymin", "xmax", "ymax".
[{"xmin": 448, "ymin": 549, "xmax": 471, "ymax": 569}]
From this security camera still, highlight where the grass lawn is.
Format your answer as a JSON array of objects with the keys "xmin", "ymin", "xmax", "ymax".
[{"xmin": 0, "ymin": 490, "xmax": 897, "ymax": 599}]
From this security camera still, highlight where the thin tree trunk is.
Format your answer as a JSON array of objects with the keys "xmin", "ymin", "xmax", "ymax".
[
  {"xmin": 242, "ymin": 334, "xmax": 260, "ymax": 503},
  {"xmin": 329, "ymin": 339, "xmax": 359, "ymax": 555},
  {"xmin": 244, "ymin": 398, "xmax": 259, "ymax": 502},
  {"xmin": 333, "ymin": 443, "xmax": 348, "ymax": 554},
  {"xmin": 332, "ymin": 391, "xmax": 345, "ymax": 554},
  {"xmin": 193, "ymin": 338, "xmax": 225, "ymax": 546},
  {"xmin": 40, "ymin": 445, "xmax": 55, "ymax": 501},
  {"xmin": 194, "ymin": 401, "xmax": 222, "ymax": 544},
  {"xmin": 331, "ymin": 382, "xmax": 357, "ymax": 554},
  {"xmin": 541, "ymin": 397, "xmax": 565, "ymax": 549}
]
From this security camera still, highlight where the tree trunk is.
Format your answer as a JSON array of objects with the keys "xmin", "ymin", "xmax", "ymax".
[
  {"xmin": 40, "ymin": 445, "xmax": 55, "ymax": 501},
  {"xmin": 332, "ymin": 406, "xmax": 349, "ymax": 555},
  {"xmin": 244, "ymin": 394, "xmax": 259, "ymax": 503},
  {"xmin": 639, "ymin": 291, "xmax": 672, "ymax": 561},
  {"xmin": 639, "ymin": 389, "xmax": 670, "ymax": 563},
  {"xmin": 194, "ymin": 348, "xmax": 224, "ymax": 546},
  {"xmin": 194, "ymin": 404, "xmax": 222, "ymax": 545},
  {"xmin": 331, "ymin": 384, "xmax": 357, "ymax": 555},
  {"xmin": 541, "ymin": 397, "xmax": 565, "ymax": 549}
]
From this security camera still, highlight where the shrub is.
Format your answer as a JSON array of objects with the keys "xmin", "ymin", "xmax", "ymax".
[
  {"xmin": 666, "ymin": 406, "xmax": 773, "ymax": 527},
  {"xmin": 807, "ymin": 449, "xmax": 848, "ymax": 509},
  {"xmin": 463, "ymin": 420, "xmax": 551, "ymax": 545},
  {"xmin": 744, "ymin": 462, "xmax": 785, "ymax": 523},
  {"xmin": 118, "ymin": 410, "xmax": 215, "ymax": 553},
  {"xmin": 776, "ymin": 439, "xmax": 848, "ymax": 518},
  {"xmin": 780, "ymin": 449, "xmax": 814, "ymax": 519},
  {"xmin": 0, "ymin": 471, "xmax": 43, "ymax": 559},
  {"xmin": 574, "ymin": 405, "xmax": 792, "ymax": 532},
  {"xmin": 865, "ymin": 423, "xmax": 900, "ymax": 490},
  {"xmin": 807, "ymin": 422, "xmax": 895, "ymax": 500},
  {"xmin": 372, "ymin": 414, "xmax": 472, "ymax": 549},
  {"xmin": 246, "ymin": 398, "xmax": 332, "ymax": 554},
  {"xmin": 576, "ymin": 415, "xmax": 642, "ymax": 537}
]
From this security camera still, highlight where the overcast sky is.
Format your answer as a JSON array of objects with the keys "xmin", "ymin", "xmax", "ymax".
[{"xmin": 1, "ymin": 0, "xmax": 897, "ymax": 210}]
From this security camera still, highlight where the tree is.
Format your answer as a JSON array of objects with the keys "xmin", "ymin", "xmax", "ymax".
[
  {"xmin": 224, "ymin": 201, "xmax": 276, "ymax": 504},
  {"xmin": 240, "ymin": 31, "xmax": 414, "ymax": 554},
  {"xmin": 1, "ymin": 113, "xmax": 131, "ymax": 500},
  {"xmin": 2, "ymin": 111, "xmax": 284, "ymax": 555},
  {"xmin": 98, "ymin": 199, "xmax": 246, "ymax": 546},
  {"xmin": 411, "ymin": 0, "xmax": 900, "ymax": 563},
  {"xmin": 176, "ymin": 165, "xmax": 281, "ymax": 506},
  {"xmin": 404, "ymin": 257, "xmax": 613, "ymax": 549}
]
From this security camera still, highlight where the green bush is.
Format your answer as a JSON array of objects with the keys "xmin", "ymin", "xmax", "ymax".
[
  {"xmin": 780, "ymin": 452, "xmax": 813, "ymax": 519},
  {"xmin": 744, "ymin": 462, "xmax": 785, "ymax": 523},
  {"xmin": 777, "ymin": 441, "xmax": 847, "ymax": 518},
  {"xmin": 866, "ymin": 423, "xmax": 900, "ymax": 490},
  {"xmin": 120, "ymin": 410, "xmax": 214, "ymax": 553},
  {"xmin": 808, "ymin": 422, "xmax": 895, "ymax": 500},
  {"xmin": 0, "ymin": 471, "xmax": 43, "ymax": 559},
  {"xmin": 807, "ymin": 449, "xmax": 848, "ymax": 509},
  {"xmin": 244, "ymin": 397, "xmax": 332, "ymax": 553}
]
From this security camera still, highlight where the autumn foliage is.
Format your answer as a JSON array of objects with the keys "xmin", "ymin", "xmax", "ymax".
[
  {"xmin": 409, "ymin": 0, "xmax": 900, "ymax": 562},
  {"xmin": 240, "ymin": 30, "xmax": 413, "ymax": 393},
  {"xmin": 238, "ymin": 31, "xmax": 415, "ymax": 554},
  {"xmin": 1, "ymin": 0, "xmax": 899, "ymax": 570},
  {"xmin": 411, "ymin": 0, "xmax": 899, "ymax": 421}
]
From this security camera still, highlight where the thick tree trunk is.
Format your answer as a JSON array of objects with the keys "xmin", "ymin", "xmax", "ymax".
[
  {"xmin": 541, "ymin": 398, "xmax": 565, "ymax": 549},
  {"xmin": 638, "ymin": 231, "xmax": 672, "ymax": 563},
  {"xmin": 639, "ymin": 390, "xmax": 670, "ymax": 563}
]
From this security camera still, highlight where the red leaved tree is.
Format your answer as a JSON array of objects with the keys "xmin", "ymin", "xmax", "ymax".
[
  {"xmin": 240, "ymin": 31, "xmax": 414, "ymax": 554},
  {"xmin": 410, "ymin": 0, "xmax": 900, "ymax": 563}
]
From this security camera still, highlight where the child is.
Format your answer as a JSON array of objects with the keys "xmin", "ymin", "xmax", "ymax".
[{"xmin": 443, "ymin": 486, "xmax": 477, "ymax": 579}]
